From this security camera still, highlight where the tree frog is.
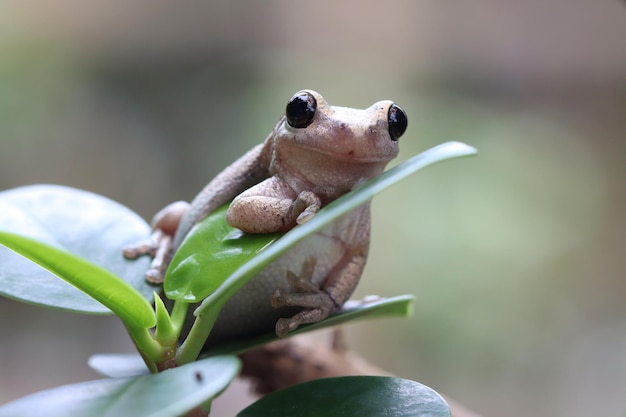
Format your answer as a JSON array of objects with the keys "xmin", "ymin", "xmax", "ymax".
[{"xmin": 124, "ymin": 90, "xmax": 407, "ymax": 343}]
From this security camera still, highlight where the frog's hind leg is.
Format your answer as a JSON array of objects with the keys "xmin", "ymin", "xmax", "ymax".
[{"xmin": 271, "ymin": 252, "xmax": 367, "ymax": 337}]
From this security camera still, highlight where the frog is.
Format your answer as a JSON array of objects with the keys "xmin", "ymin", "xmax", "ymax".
[{"xmin": 124, "ymin": 89, "xmax": 407, "ymax": 344}]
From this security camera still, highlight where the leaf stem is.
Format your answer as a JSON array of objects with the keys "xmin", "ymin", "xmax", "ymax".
[
  {"xmin": 125, "ymin": 324, "xmax": 168, "ymax": 372},
  {"xmin": 170, "ymin": 299, "xmax": 190, "ymax": 335},
  {"xmin": 175, "ymin": 306, "xmax": 221, "ymax": 365}
]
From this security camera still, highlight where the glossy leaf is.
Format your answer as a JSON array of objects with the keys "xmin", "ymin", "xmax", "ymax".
[
  {"xmin": 196, "ymin": 142, "xmax": 477, "ymax": 316},
  {"xmin": 0, "ymin": 184, "xmax": 153, "ymax": 314},
  {"xmin": 0, "ymin": 356, "xmax": 240, "ymax": 417},
  {"xmin": 237, "ymin": 376, "xmax": 450, "ymax": 417},
  {"xmin": 204, "ymin": 294, "xmax": 414, "ymax": 356},
  {"xmin": 88, "ymin": 353, "xmax": 150, "ymax": 378},
  {"xmin": 88, "ymin": 295, "xmax": 413, "ymax": 376},
  {"xmin": 165, "ymin": 205, "xmax": 279, "ymax": 302},
  {"xmin": 0, "ymin": 231, "xmax": 155, "ymax": 328}
]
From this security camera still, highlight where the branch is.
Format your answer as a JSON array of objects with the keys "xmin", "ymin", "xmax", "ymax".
[{"xmin": 239, "ymin": 330, "xmax": 485, "ymax": 417}]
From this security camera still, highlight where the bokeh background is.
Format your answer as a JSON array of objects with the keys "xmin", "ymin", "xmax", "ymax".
[{"xmin": 1, "ymin": 1, "xmax": 625, "ymax": 416}]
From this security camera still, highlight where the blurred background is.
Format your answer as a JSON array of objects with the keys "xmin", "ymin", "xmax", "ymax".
[{"xmin": 0, "ymin": 1, "xmax": 625, "ymax": 416}]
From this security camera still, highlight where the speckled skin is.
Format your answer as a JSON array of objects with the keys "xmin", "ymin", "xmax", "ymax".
[{"xmin": 134, "ymin": 90, "xmax": 403, "ymax": 345}]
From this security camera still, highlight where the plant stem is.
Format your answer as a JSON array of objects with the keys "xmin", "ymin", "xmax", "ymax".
[
  {"xmin": 170, "ymin": 299, "xmax": 190, "ymax": 335},
  {"xmin": 126, "ymin": 324, "xmax": 171, "ymax": 372},
  {"xmin": 175, "ymin": 305, "xmax": 221, "ymax": 365}
]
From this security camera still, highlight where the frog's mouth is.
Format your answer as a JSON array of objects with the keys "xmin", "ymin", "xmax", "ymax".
[{"xmin": 289, "ymin": 140, "xmax": 398, "ymax": 164}]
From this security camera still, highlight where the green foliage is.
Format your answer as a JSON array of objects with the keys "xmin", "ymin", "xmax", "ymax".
[
  {"xmin": 0, "ymin": 231, "xmax": 155, "ymax": 329},
  {"xmin": 165, "ymin": 205, "xmax": 279, "ymax": 303},
  {"xmin": 0, "ymin": 184, "xmax": 154, "ymax": 313},
  {"xmin": 0, "ymin": 356, "xmax": 241, "ymax": 417},
  {"xmin": 0, "ymin": 142, "xmax": 476, "ymax": 416},
  {"xmin": 84, "ymin": 294, "xmax": 415, "ymax": 379},
  {"xmin": 203, "ymin": 294, "xmax": 415, "ymax": 356},
  {"xmin": 237, "ymin": 376, "xmax": 450, "ymax": 417}
]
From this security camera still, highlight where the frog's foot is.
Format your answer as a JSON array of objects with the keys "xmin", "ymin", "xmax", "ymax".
[
  {"xmin": 123, "ymin": 230, "xmax": 173, "ymax": 284},
  {"xmin": 272, "ymin": 296, "xmax": 337, "ymax": 337},
  {"xmin": 143, "ymin": 232, "xmax": 173, "ymax": 284},
  {"xmin": 293, "ymin": 191, "xmax": 321, "ymax": 225},
  {"xmin": 271, "ymin": 258, "xmax": 338, "ymax": 337},
  {"xmin": 122, "ymin": 201, "xmax": 189, "ymax": 284}
]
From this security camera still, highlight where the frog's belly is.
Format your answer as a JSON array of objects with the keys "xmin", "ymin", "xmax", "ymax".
[{"xmin": 205, "ymin": 231, "xmax": 346, "ymax": 345}]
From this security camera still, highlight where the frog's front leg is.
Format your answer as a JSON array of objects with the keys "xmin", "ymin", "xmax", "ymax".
[
  {"xmin": 226, "ymin": 176, "xmax": 321, "ymax": 234},
  {"xmin": 123, "ymin": 201, "xmax": 190, "ymax": 283},
  {"xmin": 271, "ymin": 249, "xmax": 367, "ymax": 337}
]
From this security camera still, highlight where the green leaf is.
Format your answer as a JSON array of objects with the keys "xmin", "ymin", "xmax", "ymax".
[
  {"xmin": 165, "ymin": 206, "xmax": 279, "ymax": 302},
  {"xmin": 196, "ymin": 142, "xmax": 476, "ymax": 316},
  {"xmin": 0, "ymin": 184, "xmax": 154, "ymax": 314},
  {"xmin": 88, "ymin": 353, "xmax": 149, "ymax": 378},
  {"xmin": 237, "ymin": 376, "xmax": 450, "ymax": 417},
  {"xmin": 204, "ymin": 294, "xmax": 414, "ymax": 356},
  {"xmin": 0, "ymin": 356, "xmax": 240, "ymax": 417},
  {"xmin": 0, "ymin": 231, "xmax": 156, "ymax": 329}
]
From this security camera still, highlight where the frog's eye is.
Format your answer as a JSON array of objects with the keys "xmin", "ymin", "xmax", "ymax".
[
  {"xmin": 286, "ymin": 91, "xmax": 317, "ymax": 128},
  {"xmin": 387, "ymin": 104, "xmax": 408, "ymax": 141}
]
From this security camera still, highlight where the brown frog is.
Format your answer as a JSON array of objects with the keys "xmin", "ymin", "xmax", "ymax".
[{"xmin": 124, "ymin": 90, "xmax": 407, "ymax": 343}]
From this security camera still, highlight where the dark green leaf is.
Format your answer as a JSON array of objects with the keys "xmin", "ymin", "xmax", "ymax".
[
  {"xmin": 0, "ymin": 356, "xmax": 240, "ymax": 417},
  {"xmin": 0, "ymin": 184, "xmax": 153, "ymax": 314},
  {"xmin": 237, "ymin": 376, "xmax": 450, "ymax": 417},
  {"xmin": 204, "ymin": 294, "xmax": 414, "ymax": 356},
  {"xmin": 165, "ymin": 206, "xmax": 278, "ymax": 302}
]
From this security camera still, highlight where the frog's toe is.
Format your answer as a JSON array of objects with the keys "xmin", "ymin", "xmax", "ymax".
[
  {"xmin": 122, "ymin": 241, "xmax": 155, "ymax": 259},
  {"xmin": 295, "ymin": 208, "xmax": 316, "ymax": 225},
  {"xmin": 275, "ymin": 317, "xmax": 297, "ymax": 338},
  {"xmin": 293, "ymin": 191, "xmax": 321, "ymax": 225},
  {"xmin": 272, "ymin": 288, "xmax": 338, "ymax": 337},
  {"xmin": 271, "ymin": 288, "xmax": 335, "ymax": 310},
  {"xmin": 144, "ymin": 268, "xmax": 165, "ymax": 285},
  {"xmin": 275, "ymin": 305, "xmax": 335, "ymax": 338}
]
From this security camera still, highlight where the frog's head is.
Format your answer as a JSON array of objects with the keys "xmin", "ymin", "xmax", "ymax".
[{"xmin": 275, "ymin": 90, "xmax": 407, "ymax": 165}]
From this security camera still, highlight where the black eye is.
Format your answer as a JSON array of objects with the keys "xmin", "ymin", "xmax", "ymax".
[
  {"xmin": 387, "ymin": 104, "xmax": 407, "ymax": 141},
  {"xmin": 286, "ymin": 91, "xmax": 317, "ymax": 128}
]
